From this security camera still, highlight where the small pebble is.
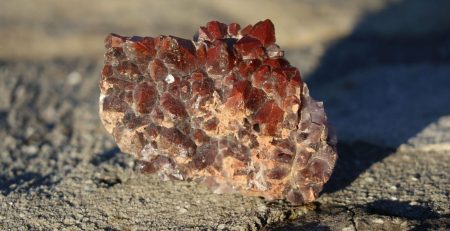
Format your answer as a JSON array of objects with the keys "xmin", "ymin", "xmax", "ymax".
[
  {"xmin": 178, "ymin": 207, "xmax": 188, "ymax": 214},
  {"xmin": 67, "ymin": 71, "xmax": 82, "ymax": 85},
  {"xmin": 372, "ymin": 218, "xmax": 384, "ymax": 224},
  {"xmin": 22, "ymin": 145, "xmax": 39, "ymax": 155},
  {"xmin": 342, "ymin": 226, "xmax": 356, "ymax": 231},
  {"xmin": 409, "ymin": 201, "xmax": 418, "ymax": 206}
]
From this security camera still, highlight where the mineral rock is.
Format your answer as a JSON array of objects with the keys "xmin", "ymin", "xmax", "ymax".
[{"xmin": 99, "ymin": 19, "xmax": 337, "ymax": 204}]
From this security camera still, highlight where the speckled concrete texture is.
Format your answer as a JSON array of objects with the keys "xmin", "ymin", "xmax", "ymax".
[{"xmin": 1, "ymin": 0, "xmax": 449, "ymax": 230}]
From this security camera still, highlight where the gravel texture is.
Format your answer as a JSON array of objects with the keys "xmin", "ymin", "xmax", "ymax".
[{"xmin": 1, "ymin": 0, "xmax": 450, "ymax": 230}]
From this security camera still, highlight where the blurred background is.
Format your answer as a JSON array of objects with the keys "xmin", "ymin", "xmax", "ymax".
[
  {"xmin": 2, "ymin": 0, "xmax": 449, "ymax": 73},
  {"xmin": 2, "ymin": 0, "xmax": 449, "ymax": 144},
  {"xmin": 0, "ymin": 0, "xmax": 449, "ymax": 229}
]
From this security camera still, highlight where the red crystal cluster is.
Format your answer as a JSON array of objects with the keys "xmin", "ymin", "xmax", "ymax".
[{"xmin": 99, "ymin": 19, "xmax": 337, "ymax": 204}]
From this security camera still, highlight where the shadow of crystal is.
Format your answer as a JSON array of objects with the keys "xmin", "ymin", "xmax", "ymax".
[{"xmin": 302, "ymin": 0, "xmax": 450, "ymax": 193}]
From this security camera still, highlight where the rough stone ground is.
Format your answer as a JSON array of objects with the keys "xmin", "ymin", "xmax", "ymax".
[{"xmin": 1, "ymin": 0, "xmax": 450, "ymax": 230}]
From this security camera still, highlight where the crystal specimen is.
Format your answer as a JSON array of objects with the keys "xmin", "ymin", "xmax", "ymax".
[{"xmin": 99, "ymin": 19, "xmax": 337, "ymax": 204}]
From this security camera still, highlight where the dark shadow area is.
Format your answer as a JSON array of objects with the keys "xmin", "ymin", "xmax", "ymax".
[
  {"xmin": 90, "ymin": 147, "xmax": 121, "ymax": 166},
  {"xmin": 0, "ymin": 171, "xmax": 56, "ymax": 196},
  {"xmin": 307, "ymin": 0, "xmax": 450, "ymax": 85},
  {"xmin": 265, "ymin": 204, "xmax": 350, "ymax": 231},
  {"xmin": 365, "ymin": 200, "xmax": 450, "ymax": 230},
  {"xmin": 268, "ymin": 202, "xmax": 450, "ymax": 230},
  {"xmin": 322, "ymin": 142, "xmax": 395, "ymax": 193},
  {"xmin": 304, "ymin": 0, "xmax": 450, "ymax": 193},
  {"xmin": 90, "ymin": 147, "xmax": 130, "ymax": 188},
  {"xmin": 365, "ymin": 199, "xmax": 442, "ymax": 220},
  {"xmin": 307, "ymin": 32, "xmax": 450, "ymax": 87},
  {"xmin": 90, "ymin": 146, "xmax": 134, "ymax": 171},
  {"xmin": 269, "ymin": 222, "xmax": 331, "ymax": 231},
  {"xmin": 92, "ymin": 174, "xmax": 123, "ymax": 188},
  {"xmin": 0, "ymin": 111, "xmax": 7, "ymax": 124}
]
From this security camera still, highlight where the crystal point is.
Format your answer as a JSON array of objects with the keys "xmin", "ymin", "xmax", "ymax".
[{"xmin": 99, "ymin": 19, "xmax": 337, "ymax": 204}]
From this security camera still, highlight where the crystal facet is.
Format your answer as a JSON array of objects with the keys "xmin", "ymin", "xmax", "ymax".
[{"xmin": 99, "ymin": 19, "xmax": 337, "ymax": 204}]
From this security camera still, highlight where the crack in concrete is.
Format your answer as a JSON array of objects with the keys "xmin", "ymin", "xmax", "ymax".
[{"xmin": 347, "ymin": 206, "xmax": 358, "ymax": 231}]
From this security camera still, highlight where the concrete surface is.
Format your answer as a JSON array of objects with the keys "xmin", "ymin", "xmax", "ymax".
[{"xmin": 1, "ymin": 0, "xmax": 449, "ymax": 230}]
